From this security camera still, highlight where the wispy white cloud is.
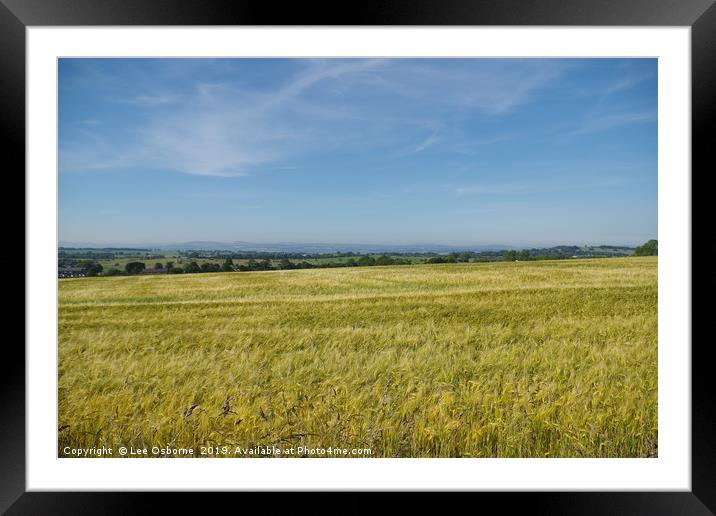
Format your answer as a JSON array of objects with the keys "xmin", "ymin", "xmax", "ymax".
[
  {"xmin": 261, "ymin": 59, "xmax": 389, "ymax": 110},
  {"xmin": 393, "ymin": 131, "xmax": 441, "ymax": 157},
  {"xmin": 57, "ymin": 63, "xmax": 326, "ymax": 175},
  {"xmin": 606, "ymin": 77, "xmax": 640, "ymax": 94},
  {"xmin": 128, "ymin": 93, "xmax": 181, "ymax": 106},
  {"xmin": 456, "ymin": 174, "xmax": 644, "ymax": 197},
  {"xmin": 61, "ymin": 59, "xmax": 566, "ymax": 177},
  {"xmin": 567, "ymin": 63, "xmax": 657, "ymax": 138},
  {"xmin": 411, "ymin": 133, "xmax": 441, "ymax": 154},
  {"xmin": 571, "ymin": 111, "xmax": 657, "ymax": 136},
  {"xmin": 360, "ymin": 59, "xmax": 564, "ymax": 115},
  {"xmin": 122, "ymin": 60, "xmax": 394, "ymax": 177},
  {"xmin": 605, "ymin": 66, "xmax": 656, "ymax": 94}
]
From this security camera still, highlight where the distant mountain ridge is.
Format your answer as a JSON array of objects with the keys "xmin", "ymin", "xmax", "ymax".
[
  {"xmin": 60, "ymin": 240, "xmax": 517, "ymax": 254},
  {"xmin": 59, "ymin": 240, "xmax": 636, "ymax": 254}
]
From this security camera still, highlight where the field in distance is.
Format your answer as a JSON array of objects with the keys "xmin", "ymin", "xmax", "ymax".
[{"xmin": 58, "ymin": 257, "xmax": 657, "ymax": 458}]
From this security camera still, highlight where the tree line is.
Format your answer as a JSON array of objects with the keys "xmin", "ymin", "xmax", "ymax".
[
  {"xmin": 60, "ymin": 240, "xmax": 656, "ymax": 277},
  {"xmin": 633, "ymin": 239, "xmax": 657, "ymax": 256}
]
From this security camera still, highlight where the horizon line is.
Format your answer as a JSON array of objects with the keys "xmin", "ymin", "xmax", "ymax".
[{"xmin": 58, "ymin": 239, "xmax": 650, "ymax": 249}]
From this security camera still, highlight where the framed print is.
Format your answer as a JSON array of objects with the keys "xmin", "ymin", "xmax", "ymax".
[{"xmin": 6, "ymin": 0, "xmax": 713, "ymax": 512}]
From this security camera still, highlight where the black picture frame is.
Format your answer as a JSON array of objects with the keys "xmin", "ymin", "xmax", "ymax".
[{"xmin": 6, "ymin": 0, "xmax": 711, "ymax": 513}]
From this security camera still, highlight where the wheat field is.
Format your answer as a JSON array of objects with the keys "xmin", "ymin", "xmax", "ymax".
[{"xmin": 58, "ymin": 257, "xmax": 657, "ymax": 458}]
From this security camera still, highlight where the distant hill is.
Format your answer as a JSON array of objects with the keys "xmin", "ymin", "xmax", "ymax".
[
  {"xmin": 58, "ymin": 240, "xmax": 638, "ymax": 256},
  {"xmin": 59, "ymin": 240, "xmax": 519, "ymax": 254}
]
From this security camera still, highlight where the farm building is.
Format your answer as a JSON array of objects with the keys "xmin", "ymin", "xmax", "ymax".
[{"xmin": 58, "ymin": 267, "xmax": 86, "ymax": 278}]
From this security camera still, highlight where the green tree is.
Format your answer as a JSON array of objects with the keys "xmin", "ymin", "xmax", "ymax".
[
  {"xmin": 77, "ymin": 259, "xmax": 103, "ymax": 276},
  {"xmin": 154, "ymin": 262, "xmax": 164, "ymax": 270},
  {"xmin": 125, "ymin": 261, "xmax": 146, "ymax": 275},
  {"xmin": 634, "ymin": 239, "xmax": 658, "ymax": 256},
  {"xmin": 357, "ymin": 256, "xmax": 376, "ymax": 266},
  {"xmin": 183, "ymin": 261, "xmax": 200, "ymax": 273},
  {"xmin": 278, "ymin": 258, "xmax": 294, "ymax": 270},
  {"xmin": 221, "ymin": 258, "xmax": 235, "ymax": 272}
]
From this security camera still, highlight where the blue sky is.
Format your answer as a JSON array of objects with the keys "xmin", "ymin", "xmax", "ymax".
[{"xmin": 58, "ymin": 58, "xmax": 657, "ymax": 247}]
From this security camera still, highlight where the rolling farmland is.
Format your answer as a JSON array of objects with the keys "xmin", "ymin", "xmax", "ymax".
[{"xmin": 58, "ymin": 257, "xmax": 657, "ymax": 458}]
